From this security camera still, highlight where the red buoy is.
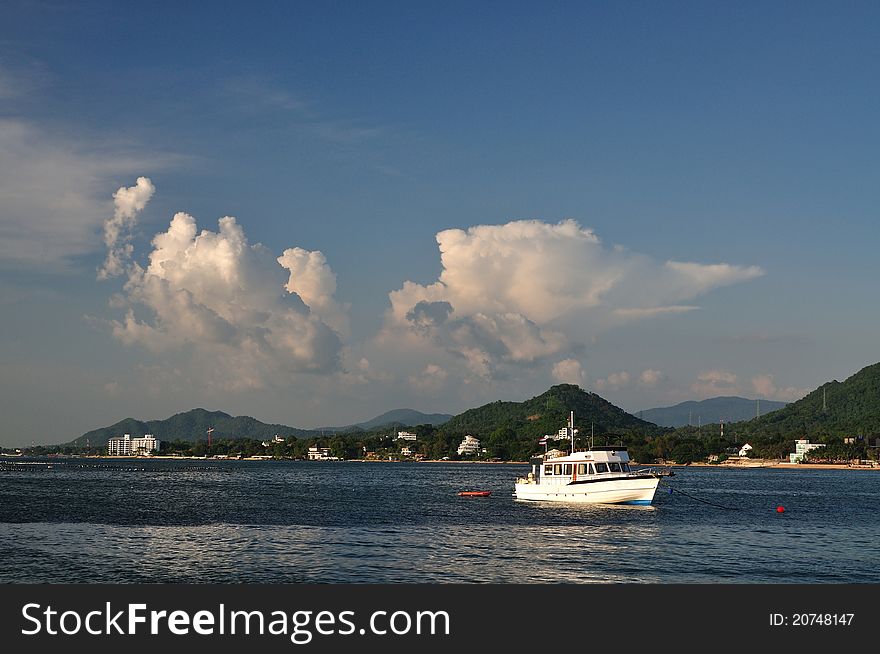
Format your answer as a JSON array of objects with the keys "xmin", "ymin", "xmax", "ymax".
[
  {"xmin": 776, "ymin": 505, "xmax": 785, "ymax": 513},
  {"xmin": 458, "ymin": 491, "xmax": 491, "ymax": 497}
]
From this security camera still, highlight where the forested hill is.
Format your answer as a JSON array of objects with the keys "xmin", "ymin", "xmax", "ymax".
[
  {"xmin": 733, "ymin": 361, "xmax": 880, "ymax": 440},
  {"xmin": 438, "ymin": 384, "xmax": 666, "ymax": 442},
  {"xmin": 70, "ymin": 408, "xmax": 313, "ymax": 446}
]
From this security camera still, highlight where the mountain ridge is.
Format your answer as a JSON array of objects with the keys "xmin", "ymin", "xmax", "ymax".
[
  {"xmin": 71, "ymin": 408, "xmax": 453, "ymax": 445},
  {"xmin": 315, "ymin": 408, "xmax": 453, "ymax": 433},
  {"xmin": 638, "ymin": 396, "xmax": 788, "ymax": 428},
  {"xmin": 70, "ymin": 408, "xmax": 313, "ymax": 446}
]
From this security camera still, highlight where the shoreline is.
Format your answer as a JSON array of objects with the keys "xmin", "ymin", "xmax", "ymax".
[
  {"xmin": 3, "ymin": 454, "xmax": 878, "ymax": 470},
  {"xmin": 639, "ymin": 460, "xmax": 879, "ymax": 471}
]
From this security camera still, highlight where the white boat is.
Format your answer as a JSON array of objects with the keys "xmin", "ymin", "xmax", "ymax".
[{"xmin": 514, "ymin": 412, "xmax": 663, "ymax": 505}]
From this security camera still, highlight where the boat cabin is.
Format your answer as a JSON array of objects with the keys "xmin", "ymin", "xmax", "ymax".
[{"xmin": 524, "ymin": 447, "xmax": 635, "ymax": 487}]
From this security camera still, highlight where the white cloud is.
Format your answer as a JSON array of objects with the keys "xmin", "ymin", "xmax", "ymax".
[
  {"xmin": 0, "ymin": 118, "xmax": 171, "ymax": 269},
  {"xmin": 385, "ymin": 219, "xmax": 764, "ymax": 381},
  {"xmin": 408, "ymin": 364, "xmax": 449, "ymax": 391},
  {"xmin": 277, "ymin": 247, "xmax": 350, "ymax": 337},
  {"xmin": 751, "ymin": 374, "xmax": 776, "ymax": 398},
  {"xmin": 552, "ymin": 359, "xmax": 587, "ymax": 386},
  {"xmin": 638, "ymin": 369, "xmax": 663, "ymax": 386},
  {"xmin": 595, "ymin": 371, "xmax": 631, "ymax": 391},
  {"xmin": 751, "ymin": 374, "xmax": 809, "ymax": 402},
  {"xmin": 98, "ymin": 176, "xmax": 155, "ymax": 279},
  {"xmin": 691, "ymin": 369, "xmax": 740, "ymax": 397},
  {"xmin": 663, "ymin": 261, "xmax": 764, "ymax": 296},
  {"xmin": 107, "ymin": 183, "xmax": 347, "ymax": 390}
]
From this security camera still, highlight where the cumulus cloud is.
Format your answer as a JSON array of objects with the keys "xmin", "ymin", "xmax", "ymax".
[
  {"xmin": 552, "ymin": 359, "xmax": 587, "ymax": 386},
  {"xmin": 595, "ymin": 371, "xmax": 631, "ymax": 392},
  {"xmin": 408, "ymin": 364, "xmax": 449, "ymax": 391},
  {"xmin": 385, "ymin": 219, "xmax": 763, "ymax": 381},
  {"xmin": 277, "ymin": 247, "xmax": 350, "ymax": 337},
  {"xmin": 751, "ymin": 374, "xmax": 809, "ymax": 402},
  {"xmin": 106, "ymin": 182, "xmax": 347, "ymax": 390},
  {"xmin": 691, "ymin": 369, "xmax": 740, "ymax": 397},
  {"xmin": 98, "ymin": 176, "xmax": 155, "ymax": 279},
  {"xmin": 638, "ymin": 369, "xmax": 663, "ymax": 386}
]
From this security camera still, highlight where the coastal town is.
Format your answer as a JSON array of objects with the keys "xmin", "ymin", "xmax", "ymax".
[{"xmin": 3, "ymin": 428, "xmax": 876, "ymax": 471}]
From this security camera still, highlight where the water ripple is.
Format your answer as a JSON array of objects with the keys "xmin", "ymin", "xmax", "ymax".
[{"xmin": 1, "ymin": 458, "xmax": 878, "ymax": 583}]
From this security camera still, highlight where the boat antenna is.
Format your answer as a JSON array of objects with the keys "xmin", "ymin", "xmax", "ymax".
[
  {"xmin": 570, "ymin": 411, "xmax": 575, "ymax": 454},
  {"xmin": 591, "ymin": 422, "xmax": 594, "ymax": 450}
]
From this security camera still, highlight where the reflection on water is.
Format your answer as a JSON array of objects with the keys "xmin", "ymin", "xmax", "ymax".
[{"xmin": 1, "ymin": 459, "xmax": 878, "ymax": 583}]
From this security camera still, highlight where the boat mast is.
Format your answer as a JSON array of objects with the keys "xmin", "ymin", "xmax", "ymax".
[{"xmin": 570, "ymin": 411, "xmax": 575, "ymax": 454}]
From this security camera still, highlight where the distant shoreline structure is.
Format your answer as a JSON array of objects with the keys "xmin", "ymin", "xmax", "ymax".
[{"xmin": 2, "ymin": 454, "xmax": 878, "ymax": 470}]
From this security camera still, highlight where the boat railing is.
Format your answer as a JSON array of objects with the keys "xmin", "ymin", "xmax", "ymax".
[{"xmin": 632, "ymin": 465, "xmax": 675, "ymax": 477}]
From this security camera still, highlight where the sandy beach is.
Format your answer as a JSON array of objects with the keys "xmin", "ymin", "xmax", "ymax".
[{"xmin": 638, "ymin": 460, "xmax": 879, "ymax": 471}]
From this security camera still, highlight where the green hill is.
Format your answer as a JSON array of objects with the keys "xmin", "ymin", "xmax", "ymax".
[
  {"xmin": 737, "ymin": 362, "xmax": 880, "ymax": 440},
  {"xmin": 662, "ymin": 362, "xmax": 880, "ymax": 461},
  {"xmin": 70, "ymin": 408, "xmax": 314, "ymax": 446},
  {"xmin": 431, "ymin": 384, "xmax": 667, "ymax": 461},
  {"xmin": 439, "ymin": 384, "xmax": 666, "ymax": 443}
]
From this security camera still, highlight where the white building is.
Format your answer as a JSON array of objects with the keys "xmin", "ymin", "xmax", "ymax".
[
  {"xmin": 739, "ymin": 443, "xmax": 753, "ymax": 457},
  {"xmin": 307, "ymin": 446, "xmax": 333, "ymax": 460},
  {"xmin": 457, "ymin": 434, "xmax": 482, "ymax": 456},
  {"xmin": 396, "ymin": 431, "xmax": 417, "ymax": 441},
  {"xmin": 789, "ymin": 439, "xmax": 825, "ymax": 463},
  {"xmin": 107, "ymin": 434, "xmax": 160, "ymax": 456},
  {"xmin": 400, "ymin": 446, "xmax": 413, "ymax": 457}
]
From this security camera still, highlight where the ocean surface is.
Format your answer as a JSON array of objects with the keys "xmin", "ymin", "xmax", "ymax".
[{"xmin": 1, "ymin": 457, "xmax": 878, "ymax": 583}]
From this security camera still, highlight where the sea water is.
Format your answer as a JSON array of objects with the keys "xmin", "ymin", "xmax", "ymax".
[{"xmin": 1, "ymin": 458, "xmax": 878, "ymax": 583}]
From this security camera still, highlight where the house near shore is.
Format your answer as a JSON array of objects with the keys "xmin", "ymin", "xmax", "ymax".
[
  {"xmin": 789, "ymin": 439, "xmax": 824, "ymax": 463},
  {"xmin": 307, "ymin": 446, "xmax": 337, "ymax": 461},
  {"xmin": 456, "ymin": 434, "xmax": 483, "ymax": 456}
]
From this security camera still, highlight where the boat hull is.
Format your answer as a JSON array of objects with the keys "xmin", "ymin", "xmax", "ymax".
[{"xmin": 514, "ymin": 476, "xmax": 660, "ymax": 504}]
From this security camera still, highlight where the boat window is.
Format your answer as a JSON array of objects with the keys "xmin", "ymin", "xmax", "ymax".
[
  {"xmin": 609, "ymin": 463, "xmax": 622, "ymax": 472},
  {"xmin": 553, "ymin": 464, "xmax": 563, "ymax": 475},
  {"xmin": 622, "ymin": 463, "xmax": 630, "ymax": 472},
  {"xmin": 587, "ymin": 464, "xmax": 595, "ymax": 475},
  {"xmin": 563, "ymin": 464, "xmax": 572, "ymax": 475},
  {"xmin": 544, "ymin": 464, "xmax": 553, "ymax": 475},
  {"xmin": 577, "ymin": 464, "xmax": 589, "ymax": 475},
  {"xmin": 594, "ymin": 463, "xmax": 608, "ymax": 473}
]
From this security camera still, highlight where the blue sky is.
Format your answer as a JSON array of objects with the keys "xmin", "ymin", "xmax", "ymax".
[{"xmin": 1, "ymin": 1, "xmax": 878, "ymax": 445}]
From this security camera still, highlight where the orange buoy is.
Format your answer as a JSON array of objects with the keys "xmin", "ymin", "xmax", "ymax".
[
  {"xmin": 458, "ymin": 491, "xmax": 491, "ymax": 497},
  {"xmin": 776, "ymin": 505, "xmax": 785, "ymax": 513}
]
